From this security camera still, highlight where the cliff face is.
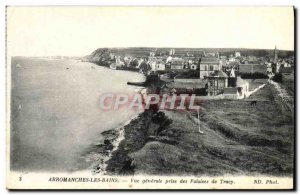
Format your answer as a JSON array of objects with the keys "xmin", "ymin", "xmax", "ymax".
[
  {"xmin": 83, "ymin": 48, "xmax": 151, "ymax": 69},
  {"xmin": 83, "ymin": 48, "xmax": 113, "ymax": 66},
  {"xmin": 105, "ymin": 111, "xmax": 173, "ymax": 175}
]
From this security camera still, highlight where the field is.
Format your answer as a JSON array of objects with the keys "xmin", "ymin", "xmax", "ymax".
[{"xmin": 106, "ymin": 84, "xmax": 294, "ymax": 176}]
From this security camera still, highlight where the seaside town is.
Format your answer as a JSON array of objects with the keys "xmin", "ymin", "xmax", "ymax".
[
  {"xmin": 84, "ymin": 47, "xmax": 294, "ymax": 100},
  {"xmin": 79, "ymin": 47, "xmax": 295, "ymax": 176}
]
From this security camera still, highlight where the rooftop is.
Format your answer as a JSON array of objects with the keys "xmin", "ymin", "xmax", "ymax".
[
  {"xmin": 201, "ymin": 57, "xmax": 219, "ymax": 64},
  {"xmin": 168, "ymin": 81, "xmax": 206, "ymax": 89},
  {"xmin": 207, "ymin": 70, "xmax": 228, "ymax": 78},
  {"xmin": 171, "ymin": 59, "xmax": 184, "ymax": 65}
]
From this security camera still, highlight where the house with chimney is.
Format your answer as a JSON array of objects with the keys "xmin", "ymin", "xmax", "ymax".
[
  {"xmin": 155, "ymin": 59, "xmax": 166, "ymax": 71},
  {"xmin": 199, "ymin": 52, "xmax": 220, "ymax": 79},
  {"xmin": 170, "ymin": 58, "xmax": 185, "ymax": 70}
]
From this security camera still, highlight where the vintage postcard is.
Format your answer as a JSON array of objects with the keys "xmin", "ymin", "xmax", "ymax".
[{"xmin": 6, "ymin": 6, "xmax": 295, "ymax": 190}]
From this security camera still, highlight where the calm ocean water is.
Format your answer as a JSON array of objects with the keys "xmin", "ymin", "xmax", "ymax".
[{"xmin": 10, "ymin": 57, "xmax": 145, "ymax": 172}]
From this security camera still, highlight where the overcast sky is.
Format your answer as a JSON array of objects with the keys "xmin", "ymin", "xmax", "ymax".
[{"xmin": 7, "ymin": 6, "xmax": 294, "ymax": 57}]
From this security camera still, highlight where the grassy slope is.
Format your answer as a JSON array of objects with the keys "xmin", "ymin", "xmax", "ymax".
[
  {"xmin": 281, "ymin": 73, "xmax": 295, "ymax": 97},
  {"xmin": 106, "ymin": 84, "xmax": 294, "ymax": 176}
]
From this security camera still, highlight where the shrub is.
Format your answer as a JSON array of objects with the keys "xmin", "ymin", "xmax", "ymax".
[
  {"xmin": 272, "ymin": 73, "xmax": 283, "ymax": 83},
  {"xmin": 240, "ymin": 72, "xmax": 268, "ymax": 79}
]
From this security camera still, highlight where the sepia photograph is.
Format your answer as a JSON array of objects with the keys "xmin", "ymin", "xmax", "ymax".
[{"xmin": 6, "ymin": 6, "xmax": 295, "ymax": 190}]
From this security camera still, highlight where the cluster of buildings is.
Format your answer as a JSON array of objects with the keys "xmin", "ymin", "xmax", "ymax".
[
  {"xmin": 268, "ymin": 47, "xmax": 294, "ymax": 75},
  {"xmin": 109, "ymin": 47, "xmax": 293, "ymax": 99}
]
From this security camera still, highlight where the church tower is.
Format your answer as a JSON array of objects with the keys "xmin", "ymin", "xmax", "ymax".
[{"xmin": 274, "ymin": 45, "xmax": 278, "ymax": 62}]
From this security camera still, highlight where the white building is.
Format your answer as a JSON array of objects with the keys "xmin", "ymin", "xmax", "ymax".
[
  {"xmin": 235, "ymin": 52, "xmax": 241, "ymax": 58},
  {"xmin": 166, "ymin": 56, "xmax": 173, "ymax": 63},
  {"xmin": 229, "ymin": 57, "xmax": 236, "ymax": 62},
  {"xmin": 155, "ymin": 61, "xmax": 166, "ymax": 70},
  {"xmin": 148, "ymin": 61, "xmax": 157, "ymax": 71},
  {"xmin": 223, "ymin": 76, "xmax": 249, "ymax": 99}
]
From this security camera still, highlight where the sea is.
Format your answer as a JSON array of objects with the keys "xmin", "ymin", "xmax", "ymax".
[{"xmin": 10, "ymin": 57, "xmax": 145, "ymax": 172}]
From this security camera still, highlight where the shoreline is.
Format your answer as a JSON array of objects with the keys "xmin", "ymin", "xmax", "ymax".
[
  {"xmin": 92, "ymin": 113, "xmax": 142, "ymax": 174},
  {"xmin": 91, "ymin": 85, "xmax": 147, "ymax": 175},
  {"xmin": 88, "ymin": 61, "xmax": 142, "ymax": 73},
  {"xmin": 104, "ymin": 110, "xmax": 155, "ymax": 175}
]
